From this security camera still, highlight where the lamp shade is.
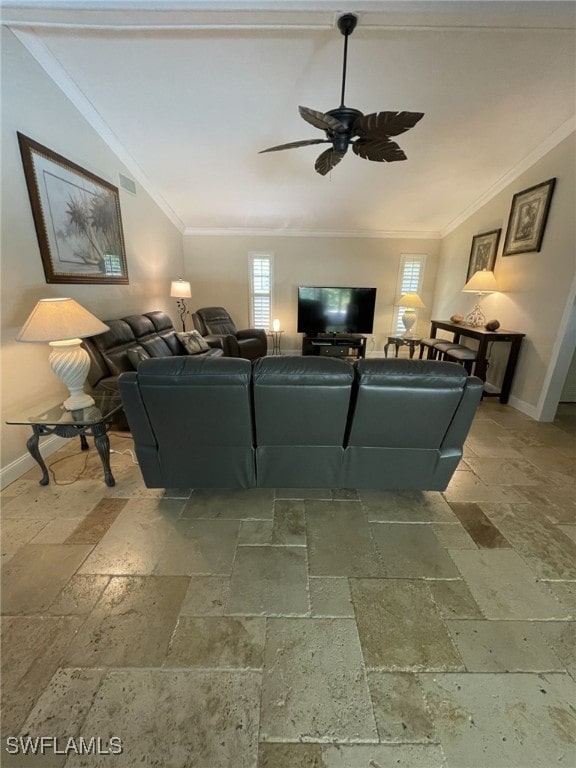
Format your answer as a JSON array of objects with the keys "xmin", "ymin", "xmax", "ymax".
[
  {"xmin": 463, "ymin": 270, "xmax": 499, "ymax": 293},
  {"xmin": 170, "ymin": 279, "xmax": 191, "ymax": 299},
  {"xmin": 16, "ymin": 298, "xmax": 108, "ymax": 342},
  {"xmin": 17, "ymin": 298, "xmax": 107, "ymax": 411},
  {"xmin": 395, "ymin": 293, "xmax": 425, "ymax": 308}
]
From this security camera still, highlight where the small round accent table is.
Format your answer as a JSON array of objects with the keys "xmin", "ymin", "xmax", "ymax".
[
  {"xmin": 267, "ymin": 330, "xmax": 284, "ymax": 355},
  {"xmin": 384, "ymin": 336, "xmax": 422, "ymax": 359}
]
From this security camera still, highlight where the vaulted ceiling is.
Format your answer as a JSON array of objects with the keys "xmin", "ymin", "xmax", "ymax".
[{"xmin": 3, "ymin": 1, "xmax": 575, "ymax": 237}]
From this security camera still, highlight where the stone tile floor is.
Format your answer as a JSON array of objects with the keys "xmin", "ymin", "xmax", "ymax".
[{"xmin": 1, "ymin": 401, "xmax": 575, "ymax": 767}]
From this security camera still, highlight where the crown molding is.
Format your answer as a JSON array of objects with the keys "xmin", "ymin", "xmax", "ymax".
[
  {"xmin": 10, "ymin": 27, "xmax": 186, "ymax": 233},
  {"xmin": 2, "ymin": 1, "xmax": 573, "ymax": 31},
  {"xmin": 183, "ymin": 227, "xmax": 441, "ymax": 239},
  {"xmin": 441, "ymin": 118, "xmax": 576, "ymax": 238},
  {"xmin": 9, "ymin": 23, "xmax": 573, "ymax": 243}
]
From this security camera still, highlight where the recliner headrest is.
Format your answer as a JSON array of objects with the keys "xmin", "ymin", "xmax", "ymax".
[{"xmin": 355, "ymin": 358, "xmax": 468, "ymax": 389}]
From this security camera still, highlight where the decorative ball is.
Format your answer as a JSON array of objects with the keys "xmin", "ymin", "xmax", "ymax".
[
  {"xmin": 485, "ymin": 319, "xmax": 500, "ymax": 331},
  {"xmin": 450, "ymin": 314, "xmax": 464, "ymax": 324}
]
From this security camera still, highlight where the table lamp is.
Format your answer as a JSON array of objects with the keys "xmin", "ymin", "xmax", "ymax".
[
  {"xmin": 170, "ymin": 278, "xmax": 192, "ymax": 331},
  {"xmin": 462, "ymin": 269, "xmax": 499, "ymax": 327},
  {"xmin": 17, "ymin": 298, "xmax": 108, "ymax": 410},
  {"xmin": 395, "ymin": 293, "xmax": 425, "ymax": 336}
]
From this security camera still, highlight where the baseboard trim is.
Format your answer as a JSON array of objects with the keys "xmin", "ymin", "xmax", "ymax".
[
  {"xmin": 1, "ymin": 435, "xmax": 67, "ymax": 490},
  {"xmin": 506, "ymin": 395, "xmax": 538, "ymax": 420}
]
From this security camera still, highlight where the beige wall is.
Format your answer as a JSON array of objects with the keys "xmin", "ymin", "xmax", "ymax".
[
  {"xmin": 1, "ymin": 28, "xmax": 184, "ymax": 470},
  {"xmin": 184, "ymin": 235, "xmax": 441, "ymax": 352},
  {"xmin": 433, "ymin": 133, "xmax": 576, "ymax": 414},
  {"xmin": 2, "ymin": 23, "xmax": 573, "ymax": 481}
]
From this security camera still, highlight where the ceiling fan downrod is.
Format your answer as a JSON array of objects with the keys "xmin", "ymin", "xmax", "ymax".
[{"xmin": 337, "ymin": 13, "xmax": 358, "ymax": 108}]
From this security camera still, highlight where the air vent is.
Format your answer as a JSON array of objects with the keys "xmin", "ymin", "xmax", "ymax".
[{"xmin": 119, "ymin": 173, "xmax": 136, "ymax": 195}]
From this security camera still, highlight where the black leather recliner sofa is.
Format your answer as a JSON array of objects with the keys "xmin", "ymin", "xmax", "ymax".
[
  {"xmin": 118, "ymin": 356, "xmax": 483, "ymax": 490},
  {"xmin": 83, "ymin": 311, "xmax": 223, "ymax": 392}
]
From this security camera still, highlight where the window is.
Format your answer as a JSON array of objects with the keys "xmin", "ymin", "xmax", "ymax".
[
  {"xmin": 394, "ymin": 254, "xmax": 426, "ymax": 334},
  {"xmin": 249, "ymin": 252, "xmax": 273, "ymax": 329}
]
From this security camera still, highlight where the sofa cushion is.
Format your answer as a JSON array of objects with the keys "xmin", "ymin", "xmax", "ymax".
[
  {"xmin": 119, "ymin": 357, "xmax": 256, "ymax": 488},
  {"xmin": 90, "ymin": 319, "xmax": 139, "ymax": 377},
  {"xmin": 252, "ymin": 356, "xmax": 355, "ymax": 487},
  {"xmin": 196, "ymin": 307, "xmax": 238, "ymax": 336},
  {"xmin": 348, "ymin": 359, "xmax": 470, "ymax": 449},
  {"xmin": 177, "ymin": 330, "xmax": 211, "ymax": 354},
  {"xmin": 125, "ymin": 312, "xmax": 186, "ymax": 357}
]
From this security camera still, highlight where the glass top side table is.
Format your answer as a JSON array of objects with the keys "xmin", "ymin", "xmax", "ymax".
[{"xmin": 6, "ymin": 391, "xmax": 123, "ymax": 487}]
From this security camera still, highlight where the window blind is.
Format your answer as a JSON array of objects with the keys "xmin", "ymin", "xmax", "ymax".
[
  {"xmin": 394, "ymin": 254, "xmax": 426, "ymax": 334},
  {"xmin": 249, "ymin": 253, "xmax": 273, "ymax": 329}
]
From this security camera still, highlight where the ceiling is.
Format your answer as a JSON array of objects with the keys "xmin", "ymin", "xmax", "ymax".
[{"xmin": 3, "ymin": 1, "xmax": 575, "ymax": 237}]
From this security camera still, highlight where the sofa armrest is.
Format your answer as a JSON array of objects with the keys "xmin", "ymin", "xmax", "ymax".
[
  {"xmin": 203, "ymin": 333, "xmax": 240, "ymax": 357},
  {"xmin": 440, "ymin": 376, "xmax": 484, "ymax": 454},
  {"xmin": 237, "ymin": 328, "xmax": 267, "ymax": 343},
  {"xmin": 117, "ymin": 372, "xmax": 164, "ymax": 486}
]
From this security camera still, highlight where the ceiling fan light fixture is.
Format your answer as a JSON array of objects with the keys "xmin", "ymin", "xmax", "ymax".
[{"xmin": 259, "ymin": 14, "xmax": 424, "ymax": 176}]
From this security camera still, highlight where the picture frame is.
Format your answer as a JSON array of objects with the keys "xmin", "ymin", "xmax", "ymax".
[
  {"xmin": 18, "ymin": 132, "xmax": 129, "ymax": 284},
  {"xmin": 466, "ymin": 228, "xmax": 501, "ymax": 282},
  {"xmin": 502, "ymin": 177, "xmax": 556, "ymax": 256}
]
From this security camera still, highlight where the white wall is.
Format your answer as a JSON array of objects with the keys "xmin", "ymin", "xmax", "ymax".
[
  {"xmin": 1, "ymin": 28, "xmax": 185, "ymax": 472},
  {"xmin": 433, "ymin": 133, "xmax": 576, "ymax": 417},
  {"xmin": 183, "ymin": 234, "xmax": 440, "ymax": 352}
]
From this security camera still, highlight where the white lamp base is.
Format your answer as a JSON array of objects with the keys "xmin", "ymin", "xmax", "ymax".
[
  {"xmin": 401, "ymin": 309, "xmax": 417, "ymax": 337},
  {"xmin": 49, "ymin": 339, "xmax": 95, "ymax": 411}
]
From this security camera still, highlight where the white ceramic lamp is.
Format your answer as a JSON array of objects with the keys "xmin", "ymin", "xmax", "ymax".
[
  {"xmin": 170, "ymin": 278, "xmax": 192, "ymax": 331},
  {"xmin": 462, "ymin": 269, "xmax": 499, "ymax": 327},
  {"xmin": 17, "ymin": 298, "xmax": 108, "ymax": 411},
  {"xmin": 395, "ymin": 293, "xmax": 425, "ymax": 337}
]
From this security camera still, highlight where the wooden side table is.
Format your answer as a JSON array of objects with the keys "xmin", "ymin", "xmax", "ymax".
[{"xmin": 384, "ymin": 336, "xmax": 422, "ymax": 359}]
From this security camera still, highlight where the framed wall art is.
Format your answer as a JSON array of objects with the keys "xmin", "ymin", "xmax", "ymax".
[
  {"xmin": 466, "ymin": 228, "xmax": 501, "ymax": 281},
  {"xmin": 18, "ymin": 132, "xmax": 129, "ymax": 284},
  {"xmin": 502, "ymin": 177, "xmax": 556, "ymax": 256}
]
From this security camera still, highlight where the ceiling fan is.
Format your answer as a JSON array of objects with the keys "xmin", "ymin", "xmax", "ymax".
[{"xmin": 259, "ymin": 13, "xmax": 424, "ymax": 176}]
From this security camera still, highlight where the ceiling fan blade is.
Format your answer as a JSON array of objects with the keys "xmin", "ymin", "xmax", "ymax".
[
  {"xmin": 259, "ymin": 139, "xmax": 330, "ymax": 154},
  {"xmin": 299, "ymin": 106, "xmax": 345, "ymax": 133},
  {"xmin": 315, "ymin": 148, "xmax": 345, "ymax": 176},
  {"xmin": 352, "ymin": 138, "xmax": 407, "ymax": 162},
  {"xmin": 354, "ymin": 111, "xmax": 424, "ymax": 138}
]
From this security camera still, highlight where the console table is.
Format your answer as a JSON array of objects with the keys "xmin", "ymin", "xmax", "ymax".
[
  {"xmin": 428, "ymin": 320, "xmax": 525, "ymax": 404},
  {"xmin": 6, "ymin": 391, "xmax": 122, "ymax": 486},
  {"xmin": 302, "ymin": 334, "xmax": 366, "ymax": 360}
]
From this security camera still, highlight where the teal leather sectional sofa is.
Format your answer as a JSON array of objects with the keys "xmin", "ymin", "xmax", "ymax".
[{"xmin": 117, "ymin": 355, "xmax": 482, "ymax": 491}]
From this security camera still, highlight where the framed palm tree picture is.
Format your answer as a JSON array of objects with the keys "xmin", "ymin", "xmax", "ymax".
[{"xmin": 18, "ymin": 132, "xmax": 129, "ymax": 284}]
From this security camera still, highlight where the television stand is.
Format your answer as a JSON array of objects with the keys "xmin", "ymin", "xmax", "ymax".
[{"xmin": 302, "ymin": 334, "xmax": 367, "ymax": 360}]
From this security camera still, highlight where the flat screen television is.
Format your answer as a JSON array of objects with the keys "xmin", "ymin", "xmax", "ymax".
[{"xmin": 297, "ymin": 286, "xmax": 377, "ymax": 335}]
